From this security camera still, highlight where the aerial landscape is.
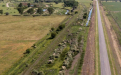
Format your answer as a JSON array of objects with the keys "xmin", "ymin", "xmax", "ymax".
[{"xmin": 0, "ymin": 0, "xmax": 121, "ymax": 75}]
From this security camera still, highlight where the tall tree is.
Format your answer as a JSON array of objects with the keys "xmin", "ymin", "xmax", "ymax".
[
  {"xmin": 47, "ymin": 7, "xmax": 54, "ymax": 15},
  {"xmin": 27, "ymin": 8, "xmax": 34, "ymax": 14},
  {"xmin": 27, "ymin": 3, "xmax": 31, "ymax": 7},
  {"xmin": 37, "ymin": 7, "xmax": 43, "ymax": 15},
  {"xmin": 35, "ymin": 0, "xmax": 38, "ymax": 3},
  {"xmin": 34, "ymin": 4, "xmax": 37, "ymax": 7},
  {"xmin": 17, "ymin": 8, "xmax": 24, "ymax": 14},
  {"xmin": 18, "ymin": 3, "xmax": 23, "ymax": 7}
]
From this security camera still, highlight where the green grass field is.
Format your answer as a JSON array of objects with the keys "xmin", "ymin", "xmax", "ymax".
[
  {"xmin": 0, "ymin": 15, "xmax": 66, "ymax": 74},
  {"xmin": 102, "ymin": 2, "xmax": 121, "ymax": 11},
  {"xmin": 111, "ymin": 12, "xmax": 121, "ymax": 28},
  {"xmin": 102, "ymin": 2, "xmax": 121, "ymax": 28},
  {"xmin": 0, "ymin": 2, "xmax": 19, "ymax": 15}
]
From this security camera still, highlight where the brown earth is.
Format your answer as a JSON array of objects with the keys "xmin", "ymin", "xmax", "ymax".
[
  {"xmin": 81, "ymin": 1, "xmax": 96, "ymax": 75},
  {"xmin": 100, "ymin": 4, "xmax": 121, "ymax": 74},
  {"xmin": 65, "ymin": 53, "xmax": 80, "ymax": 75}
]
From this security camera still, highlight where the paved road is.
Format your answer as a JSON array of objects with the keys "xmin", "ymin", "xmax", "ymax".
[{"xmin": 96, "ymin": 0, "xmax": 111, "ymax": 75}]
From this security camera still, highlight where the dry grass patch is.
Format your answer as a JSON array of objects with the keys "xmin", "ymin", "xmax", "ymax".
[
  {"xmin": 0, "ymin": 15, "xmax": 66, "ymax": 40},
  {"xmin": 0, "ymin": 15, "xmax": 66, "ymax": 74}
]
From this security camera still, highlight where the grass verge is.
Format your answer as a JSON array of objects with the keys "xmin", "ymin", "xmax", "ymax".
[{"xmin": 95, "ymin": 2, "xmax": 101, "ymax": 75}]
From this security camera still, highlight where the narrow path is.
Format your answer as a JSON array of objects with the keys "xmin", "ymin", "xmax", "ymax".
[
  {"xmin": 6, "ymin": 2, "xmax": 10, "ymax": 7},
  {"xmin": 23, "ymin": 7, "xmax": 32, "ymax": 13},
  {"xmin": 96, "ymin": 0, "xmax": 111, "ymax": 75}
]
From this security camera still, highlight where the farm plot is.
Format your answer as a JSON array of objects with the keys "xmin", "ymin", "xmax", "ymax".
[
  {"xmin": 0, "ymin": 15, "xmax": 66, "ymax": 74},
  {"xmin": 102, "ymin": 2, "xmax": 121, "ymax": 27}
]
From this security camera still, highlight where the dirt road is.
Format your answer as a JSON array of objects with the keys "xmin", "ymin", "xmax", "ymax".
[
  {"xmin": 96, "ymin": 0, "xmax": 111, "ymax": 75},
  {"xmin": 81, "ymin": 1, "xmax": 95, "ymax": 75}
]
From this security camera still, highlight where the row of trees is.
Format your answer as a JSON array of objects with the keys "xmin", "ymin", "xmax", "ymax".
[
  {"xmin": 17, "ymin": 3, "xmax": 54, "ymax": 15},
  {"xmin": 17, "ymin": 7, "xmax": 54, "ymax": 15},
  {"xmin": 18, "ymin": 3, "xmax": 37, "ymax": 8}
]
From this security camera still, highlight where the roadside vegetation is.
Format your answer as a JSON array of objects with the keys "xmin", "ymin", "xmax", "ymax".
[{"xmin": 95, "ymin": 3, "xmax": 101, "ymax": 75}]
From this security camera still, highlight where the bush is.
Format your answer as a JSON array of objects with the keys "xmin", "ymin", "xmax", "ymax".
[
  {"xmin": 75, "ymin": 11, "xmax": 78, "ymax": 14},
  {"xmin": 51, "ymin": 32, "xmax": 57, "ymax": 39},
  {"xmin": 0, "ymin": 10, "xmax": 3, "ymax": 14},
  {"xmin": 60, "ymin": 47, "xmax": 69, "ymax": 60},
  {"xmin": 5, "ymin": 12, "xmax": 9, "ymax": 15},
  {"xmin": 25, "ymin": 49, "xmax": 31, "ymax": 54},
  {"xmin": 84, "ymin": 12, "xmax": 87, "ymax": 16},
  {"xmin": 2, "ymin": 5, "xmax": 5, "ymax": 7},
  {"xmin": 51, "ymin": 27, "xmax": 55, "ymax": 31},
  {"xmin": 47, "ymin": 7, "xmax": 54, "ymax": 15},
  {"xmin": 83, "ymin": 15, "xmax": 86, "ymax": 19},
  {"xmin": 56, "ymin": 24, "xmax": 65, "ymax": 31},
  {"xmin": 32, "ymin": 69, "xmax": 38, "ymax": 75}
]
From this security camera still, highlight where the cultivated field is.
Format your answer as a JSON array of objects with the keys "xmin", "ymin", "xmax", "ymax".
[
  {"xmin": 102, "ymin": 2, "xmax": 121, "ymax": 27},
  {"xmin": 0, "ymin": 15, "xmax": 66, "ymax": 74},
  {"xmin": 102, "ymin": 2, "xmax": 121, "ymax": 44}
]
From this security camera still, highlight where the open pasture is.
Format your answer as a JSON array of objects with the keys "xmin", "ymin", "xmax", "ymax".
[
  {"xmin": 0, "ymin": 15, "xmax": 66, "ymax": 74},
  {"xmin": 0, "ymin": 2, "xmax": 19, "ymax": 15}
]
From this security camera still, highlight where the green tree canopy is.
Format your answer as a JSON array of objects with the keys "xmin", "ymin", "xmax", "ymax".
[
  {"xmin": 47, "ymin": 7, "xmax": 54, "ymax": 15},
  {"xmin": 17, "ymin": 8, "xmax": 24, "ymax": 14},
  {"xmin": 37, "ymin": 7, "xmax": 43, "ymax": 15},
  {"xmin": 27, "ymin": 8, "xmax": 34, "ymax": 14},
  {"xmin": 18, "ymin": 3, "xmax": 23, "ymax": 7},
  {"xmin": 27, "ymin": 3, "xmax": 31, "ymax": 7}
]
